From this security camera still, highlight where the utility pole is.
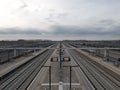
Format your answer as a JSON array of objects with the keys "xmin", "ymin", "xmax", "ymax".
[
  {"xmin": 63, "ymin": 65, "xmax": 79, "ymax": 90},
  {"xmin": 60, "ymin": 42, "xmax": 62, "ymax": 68}
]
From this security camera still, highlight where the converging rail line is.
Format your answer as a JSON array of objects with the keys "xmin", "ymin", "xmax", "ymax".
[
  {"xmin": 0, "ymin": 44, "xmax": 57, "ymax": 90},
  {"xmin": 67, "ymin": 49, "xmax": 120, "ymax": 90},
  {"xmin": 0, "ymin": 42, "xmax": 120, "ymax": 90}
]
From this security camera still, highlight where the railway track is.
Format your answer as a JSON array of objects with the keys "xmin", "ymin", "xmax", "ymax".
[
  {"xmin": 0, "ymin": 49, "xmax": 54, "ymax": 90},
  {"xmin": 67, "ymin": 49, "xmax": 120, "ymax": 90}
]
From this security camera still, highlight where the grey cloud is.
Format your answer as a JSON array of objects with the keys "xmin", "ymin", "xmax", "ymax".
[
  {"xmin": 11, "ymin": 0, "xmax": 29, "ymax": 14},
  {"xmin": 50, "ymin": 24, "xmax": 120, "ymax": 37},
  {"xmin": 45, "ymin": 9, "xmax": 68, "ymax": 23},
  {"xmin": 19, "ymin": 0, "xmax": 28, "ymax": 9},
  {"xmin": 0, "ymin": 28, "xmax": 45, "ymax": 35},
  {"xmin": 99, "ymin": 19, "xmax": 116, "ymax": 25},
  {"xmin": 0, "ymin": 22, "xmax": 120, "ymax": 40},
  {"xmin": 1, "ymin": 24, "xmax": 119, "ymax": 36}
]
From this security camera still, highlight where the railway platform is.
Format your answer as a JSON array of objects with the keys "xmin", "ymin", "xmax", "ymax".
[
  {"xmin": 76, "ymin": 49, "xmax": 120, "ymax": 77},
  {"xmin": 0, "ymin": 49, "xmax": 46, "ymax": 78},
  {"xmin": 27, "ymin": 47, "xmax": 82, "ymax": 90}
]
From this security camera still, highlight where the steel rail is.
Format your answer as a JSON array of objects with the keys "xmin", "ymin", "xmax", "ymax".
[
  {"xmin": 0, "ymin": 50, "xmax": 54, "ymax": 90},
  {"xmin": 68, "ymin": 49, "xmax": 120, "ymax": 90},
  {"xmin": 0, "ymin": 47, "xmax": 120, "ymax": 50}
]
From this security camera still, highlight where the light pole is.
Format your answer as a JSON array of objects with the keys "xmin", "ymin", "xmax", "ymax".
[{"xmin": 63, "ymin": 65, "xmax": 79, "ymax": 90}]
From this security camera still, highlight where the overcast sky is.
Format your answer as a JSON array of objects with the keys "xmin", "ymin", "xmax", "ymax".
[{"xmin": 0, "ymin": 0, "xmax": 120, "ymax": 40}]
